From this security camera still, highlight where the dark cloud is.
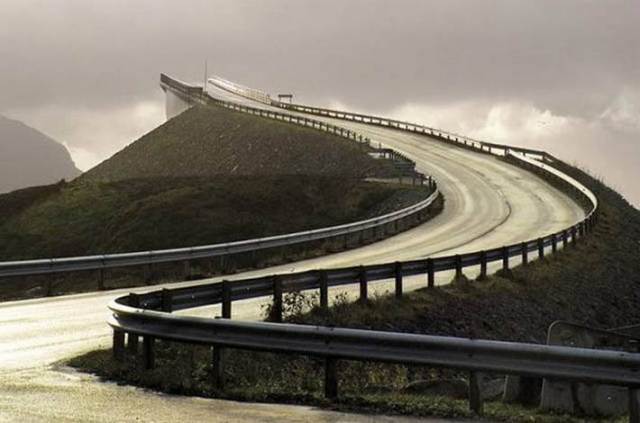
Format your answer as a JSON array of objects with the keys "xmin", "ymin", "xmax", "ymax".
[{"xmin": 1, "ymin": 0, "xmax": 638, "ymax": 204}]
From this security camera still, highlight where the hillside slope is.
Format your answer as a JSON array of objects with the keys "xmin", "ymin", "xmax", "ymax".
[
  {"xmin": 0, "ymin": 115, "xmax": 80, "ymax": 193},
  {"xmin": 82, "ymin": 104, "xmax": 394, "ymax": 182}
]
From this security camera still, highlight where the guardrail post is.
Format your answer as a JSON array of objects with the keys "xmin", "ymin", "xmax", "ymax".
[
  {"xmin": 480, "ymin": 251, "xmax": 487, "ymax": 279},
  {"xmin": 455, "ymin": 255, "xmax": 463, "ymax": 279},
  {"xmin": 127, "ymin": 293, "xmax": 140, "ymax": 354},
  {"xmin": 113, "ymin": 330, "xmax": 125, "ymax": 361},
  {"xmin": 563, "ymin": 230, "xmax": 568, "ymax": 248},
  {"xmin": 183, "ymin": 260, "xmax": 191, "ymax": 280},
  {"xmin": 325, "ymin": 358, "xmax": 338, "ymax": 399},
  {"xmin": 98, "ymin": 268, "xmax": 105, "ymax": 290},
  {"xmin": 502, "ymin": 246, "xmax": 509, "ymax": 271},
  {"xmin": 469, "ymin": 372, "xmax": 483, "ymax": 415},
  {"xmin": 272, "ymin": 276, "xmax": 283, "ymax": 323},
  {"xmin": 394, "ymin": 262, "xmax": 403, "ymax": 298},
  {"xmin": 211, "ymin": 346, "xmax": 224, "ymax": 390},
  {"xmin": 551, "ymin": 235, "xmax": 558, "ymax": 253},
  {"xmin": 161, "ymin": 289, "xmax": 173, "ymax": 313},
  {"xmin": 427, "ymin": 258, "xmax": 435, "ymax": 288},
  {"xmin": 571, "ymin": 227, "xmax": 578, "ymax": 245},
  {"xmin": 143, "ymin": 264, "xmax": 153, "ymax": 283},
  {"xmin": 319, "ymin": 271, "xmax": 329, "ymax": 309},
  {"xmin": 221, "ymin": 280, "xmax": 232, "ymax": 319},
  {"xmin": 538, "ymin": 238, "xmax": 545, "ymax": 259},
  {"xmin": 359, "ymin": 266, "xmax": 368, "ymax": 303},
  {"xmin": 521, "ymin": 242, "xmax": 528, "ymax": 265},
  {"xmin": 629, "ymin": 387, "xmax": 640, "ymax": 423},
  {"xmin": 143, "ymin": 336, "xmax": 155, "ymax": 370}
]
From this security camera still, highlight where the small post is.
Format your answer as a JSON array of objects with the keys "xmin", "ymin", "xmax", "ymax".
[
  {"xmin": 161, "ymin": 289, "xmax": 173, "ymax": 313},
  {"xmin": 394, "ymin": 262, "xmax": 403, "ymax": 298},
  {"xmin": 359, "ymin": 266, "xmax": 368, "ymax": 303},
  {"xmin": 97, "ymin": 268, "xmax": 105, "ymax": 290},
  {"xmin": 211, "ymin": 346, "xmax": 223, "ymax": 390},
  {"xmin": 143, "ymin": 264, "xmax": 153, "ymax": 283},
  {"xmin": 571, "ymin": 227, "xmax": 577, "ymax": 245},
  {"xmin": 469, "ymin": 371, "xmax": 483, "ymax": 415},
  {"xmin": 183, "ymin": 260, "xmax": 191, "ymax": 280},
  {"xmin": 127, "ymin": 332, "xmax": 139, "ymax": 354},
  {"xmin": 552, "ymin": 235, "xmax": 558, "ymax": 253},
  {"xmin": 479, "ymin": 251, "xmax": 487, "ymax": 279},
  {"xmin": 113, "ymin": 330, "xmax": 125, "ymax": 361},
  {"xmin": 455, "ymin": 255, "xmax": 463, "ymax": 279},
  {"xmin": 563, "ymin": 230, "xmax": 568, "ymax": 248},
  {"xmin": 502, "ymin": 246, "xmax": 509, "ymax": 271},
  {"xmin": 319, "ymin": 271, "xmax": 329, "ymax": 309},
  {"xmin": 272, "ymin": 276, "xmax": 283, "ymax": 323},
  {"xmin": 629, "ymin": 387, "xmax": 640, "ymax": 423},
  {"xmin": 521, "ymin": 242, "xmax": 528, "ymax": 265},
  {"xmin": 143, "ymin": 336, "xmax": 155, "ymax": 370},
  {"xmin": 538, "ymin": 238, "xmax": 545, "ymax": 259},
  {"xmin": 221, "ymin": 280, "xmax": 232, "ymax": 319},
  {"xmin": 427, "ymin": 258, "xmax": 435, "ymax": 288},
  {"xmin": 325, "ymin": 358, "xmax": 338, "ymax": 399}
]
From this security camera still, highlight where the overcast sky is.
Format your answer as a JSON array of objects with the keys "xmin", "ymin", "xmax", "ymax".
[{"xmin": 1, "ymin": 0, "xmax": 639, "ymax": 206}]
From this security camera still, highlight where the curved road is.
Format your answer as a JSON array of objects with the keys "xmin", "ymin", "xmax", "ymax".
[{"xmin": 0, "ymin": 84, "xmax": 584, "ymax": 422}]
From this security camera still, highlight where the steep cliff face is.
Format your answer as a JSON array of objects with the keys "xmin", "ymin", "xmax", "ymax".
[{"xmin": 0, "ymin": 115, "xmax": 81, "ymax": 193}]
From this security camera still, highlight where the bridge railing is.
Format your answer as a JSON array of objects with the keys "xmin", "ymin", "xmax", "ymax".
[{"xmin": 272, "ymin": 99, "xmax": 548, "ymax": 160}]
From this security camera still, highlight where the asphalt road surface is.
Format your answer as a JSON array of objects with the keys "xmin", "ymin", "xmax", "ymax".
[{"xmin": 0, "ymin": 85, "xmax": 584, "ymax": 422}]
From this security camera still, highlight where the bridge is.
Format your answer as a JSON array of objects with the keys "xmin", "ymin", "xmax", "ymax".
[{"xmin": 0, "ymin": 73, "xmax": 613, "ymax": 422}]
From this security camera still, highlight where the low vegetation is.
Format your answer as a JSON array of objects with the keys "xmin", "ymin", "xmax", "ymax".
[{"xmin": 70, "ymin": 158, "xmax": 640, "ymax": 421}]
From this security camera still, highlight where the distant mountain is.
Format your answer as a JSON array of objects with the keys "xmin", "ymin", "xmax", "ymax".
[{"xmin": 0, "ymin": 115, "xmax": 80, "ymax": 193}]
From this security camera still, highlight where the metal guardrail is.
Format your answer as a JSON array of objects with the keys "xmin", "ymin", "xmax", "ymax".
[
  {"xmin": 208, "ymin": 74, "xmax": 272, "ymax": 105},
  {"xmin": 272, "ymin": 99, "xmax": 549, "ymax": 160},
  {"xmin": 109, "ymin": 300, "xmax": 640, "ymax": 419},
  {"xmin": 106, "ymin": 73, "xmax": 613, "ymax": 418},
  {"xmin": 0, "ymin": 76, "xmax": 436, "ymax": 279}
]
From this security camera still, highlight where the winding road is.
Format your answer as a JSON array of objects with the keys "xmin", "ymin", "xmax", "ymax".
[{"xmin": 0, "ymin": 82, "xmax": 584, "ymax": 422}]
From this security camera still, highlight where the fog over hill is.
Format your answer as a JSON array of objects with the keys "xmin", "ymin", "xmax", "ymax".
[{"xmin": 0, "ymin": 115, "xmax": 80, "ymax": 193}]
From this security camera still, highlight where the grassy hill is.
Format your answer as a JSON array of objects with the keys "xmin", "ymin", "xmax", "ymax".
[
  {"xmin": 81, "ymin": 105, "xmax": 395, "ymax": 182},
  {"xmin": 0, "ymin": 103, "xmax": 425, "ymax": 263}
]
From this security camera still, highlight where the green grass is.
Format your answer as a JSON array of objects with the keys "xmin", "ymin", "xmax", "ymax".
[
  {"xmin": 0, "ymin": 176, "xmax": 427, "ymax": 260},
  {"xmin": 68, "ymin": 157, "xmax": 640, "ymax": 421}
]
